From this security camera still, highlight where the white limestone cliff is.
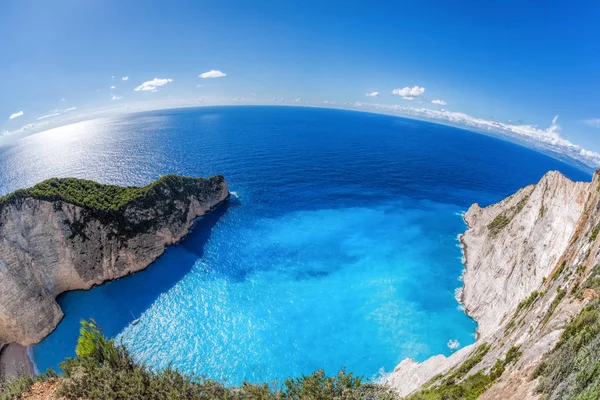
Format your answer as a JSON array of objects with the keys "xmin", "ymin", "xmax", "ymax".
[
  {"xmin": 388, "ymin": 170, "xmax": 600, "ymax": 399},
  {"xmin": 0, "ymin": 175, "xmax": 229, "ymax": 347}
]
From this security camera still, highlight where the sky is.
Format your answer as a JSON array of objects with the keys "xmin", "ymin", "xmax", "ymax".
[{"xmin": 1, "ymin": 0, "xmax": 599, "ymax": 167}]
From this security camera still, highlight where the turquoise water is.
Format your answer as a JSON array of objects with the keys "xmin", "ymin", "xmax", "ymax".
[{"xmin": 0, "ymin": 106, "xmax": 589, "ymax": 384}]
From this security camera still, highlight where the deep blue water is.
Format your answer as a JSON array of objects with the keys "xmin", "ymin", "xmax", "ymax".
[{"xmin": 0, "ymin": 106, "xmax": 590, "ymax": 384}]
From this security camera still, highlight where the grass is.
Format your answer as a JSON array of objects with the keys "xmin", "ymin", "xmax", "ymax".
[
  {"xmin": 407, "ymin": 345, "xmax": 521, "ymax": 400},
  {"xmin": 1, "ymin": 320, "xmax": 397, "ymax": 400}
]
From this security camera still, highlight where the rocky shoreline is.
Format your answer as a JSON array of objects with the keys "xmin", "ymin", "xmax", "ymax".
[
  {"xmin": 387, "ymin": 170, "xmax": 600, "ymax": 398},
  {"xmin": 0, "ymin": 174, "xmax": 229, "ymax": 380}
]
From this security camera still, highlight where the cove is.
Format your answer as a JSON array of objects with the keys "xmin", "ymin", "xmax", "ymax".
[{"xmin": 0, "ymin": 106, "xmax": 586, "ymax": 384}]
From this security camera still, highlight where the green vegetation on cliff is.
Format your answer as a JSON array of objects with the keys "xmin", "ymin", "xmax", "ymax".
[
  {"xmin": 1, "ymin": 320, "xmax": 396, "ymax": 400},
  {"xmin": 407, "ymin": 345, "xmax": 521, "ymax": 400},
  {"xmin": 533, "ymin": 265, "xmax": 600, "ymax": 399},
  {"xmin": 0, "ymin": 174, "xmax": 225, "ymax": 214},
  {"xmin": 487, "ymin": 194, "xmax": 531, "ymax": 236}
]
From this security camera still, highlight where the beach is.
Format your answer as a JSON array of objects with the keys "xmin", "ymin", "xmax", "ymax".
[{"xmin": 0, "ymin": 343, "xmax": 35, "ymax": 380}]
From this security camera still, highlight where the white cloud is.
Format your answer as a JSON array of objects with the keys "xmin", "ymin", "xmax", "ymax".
[
  {"xmin": 110, "ymin": 86, "xmax": 116, "ymax": 89},
  {"xmin": 447, "ymin": 340, "xmax": 460, "ymax": 350},
  {"xmin": 122, "ymin": 76, "xmax": 129, "ymax": 81},
  {"xmin": 9, "ymin": 111, "xmax": 23, "ymax": 120},
  {"xmin": 366, "ymin": 92, "xmax": 379, "ymax": 97},
  {"xmin": 134, "ymin": 78, "xmax": 173, "ymax": 92},
  {"xmin": 392, "ymin": 86, "xmax": 425, "ymax": 98},
  {"xmin": 431, "ymin": 99, "xmax": 447, "ymax": 106},
  {"xmin": 111, "ymin": 95, "xmax": 122, "ymax": 100},
  {"xmin": 63, "ymin": 107, "xmax": 77, "ymax": 112},
  {"xmin": 199, "ymin": 70, "xmax": 226, "ymax": 79},
  {"xmin": 37, "ymin": 112, "xmax": 60, "ymax": 120},
  {"xmin": 583, "ymin": 118, "xmax": 600, "ymax": 128},
  {"xmin": 360, "ymin": 103, "xmax": 600, "ymax": 169}
]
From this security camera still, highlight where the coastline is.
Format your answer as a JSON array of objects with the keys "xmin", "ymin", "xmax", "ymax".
[{"xmin": 0, "ymin": 343, "xmax": 35, "ymax": 380}]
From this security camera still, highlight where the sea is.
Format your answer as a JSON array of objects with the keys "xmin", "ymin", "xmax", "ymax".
[{"xmin": 0, "ymin": 106, "xmax": 590, "ymax": 385}]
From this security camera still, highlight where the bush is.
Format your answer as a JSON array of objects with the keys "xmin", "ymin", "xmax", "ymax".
[
  {"xmin": 407, "ymin": 345, "xmax": 520, "ymax": 400},
  {"xmin": 46, "ymin": 320, "xmax": 396, "ymax": 399},
  {"xmin": 0, "ymin": 371, "xmax": 57, "ymax": 400},
  {"xmin": 534, "ymin": 292, "xmax": 600, "ymax": 398},
  {"xmin": 0, "ymin": 174, "xmax": 224, "ymax": 215}
]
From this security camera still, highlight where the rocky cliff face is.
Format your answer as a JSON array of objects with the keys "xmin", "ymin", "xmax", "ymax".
[
  {"xmin": 0, "ymin": 175, "xmax": 229, "ymax": 346},
  {"xmin": 388, "ymin": 170, "xmax": 600, "ymax": 399}
]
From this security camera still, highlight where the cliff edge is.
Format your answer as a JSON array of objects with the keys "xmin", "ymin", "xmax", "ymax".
[
  {"xmin": 0, "ymin": 174, "xmax": 229, "ymax": 347},
  {"xmin": 388, "ymin": 170, "xmax": 600, "ymax": 399}
]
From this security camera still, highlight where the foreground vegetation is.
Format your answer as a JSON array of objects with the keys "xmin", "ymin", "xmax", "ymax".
[
  {"xmin": 1, "ymin": 320, "xmax": 397, "ymax": 400},
  {"xmin": 407, "ymin": 344, "xmax": 521, "ymax": 400},
  {"xmin": 532, "ymin": 265, "xmax": 600, "ymax": 399}
]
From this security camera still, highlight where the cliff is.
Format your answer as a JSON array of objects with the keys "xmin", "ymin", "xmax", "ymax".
[
  {"xmin": 0, "ymin": 174, "xmax": 229, "ymax": 347},
  {"xmin": 388, "ymin": 170, "xmax": 600, "ymax": 399}
]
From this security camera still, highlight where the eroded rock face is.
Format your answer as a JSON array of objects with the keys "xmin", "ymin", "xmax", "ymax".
[
  {"xmin": 388, "ymin": 171, "xmax": 600, "ymax": 398},
  {"xmin": 461, "ymin": 171, "xmax": 591, "ymax": 339},
  {"xmin": 0, "ymin": 175, "xmax": 229, "ymax": 346}
]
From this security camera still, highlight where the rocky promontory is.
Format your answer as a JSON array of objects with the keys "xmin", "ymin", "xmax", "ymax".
[{"xmin": 0, "ymin": 174, "xmax": 229, "ymax": 347}]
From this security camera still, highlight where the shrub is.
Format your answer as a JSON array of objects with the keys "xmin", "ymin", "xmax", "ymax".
[
  {"xmin": 407, "ymin": 345, "xmax": 520, "ymax": 400},
  {"xmin": 48, "ymin": 320, "xmax": 396, "ymax": 399},
  {"xmin": 0, "ymin": 174, "xmax": 224, "ymax": 215},
  {"xmin": 534, "ymin": 266, "xmax": 600, "ymax": 398}
]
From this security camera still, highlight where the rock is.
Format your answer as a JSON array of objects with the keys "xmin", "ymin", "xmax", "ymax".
[
  {"xmin": 0, "ymin": 175, "xmax": 229, "ymax": 346},
  {"xmin": 387, "ymin": 170, "xmax": 600, "ymax": 398}
]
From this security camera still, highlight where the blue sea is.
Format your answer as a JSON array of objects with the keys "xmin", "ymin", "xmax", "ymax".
[{"xmin": 0, "ymin": 106, "xmax": 590, "ymax": 385}]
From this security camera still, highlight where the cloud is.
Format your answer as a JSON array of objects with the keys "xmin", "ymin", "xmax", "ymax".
[
  {"xmin": 122, "ymin": 76, "xmax": 129, "ymax": 81},
  {"xmin": 583, "ymin": 118, "xmax": 600, "ymax": 128},
  {"xmin": 361, "ymin": 103, "xmax": 600, "ymax": 169},
  {"xmin": 134, "ymin": 78, "xmax": 173, "ymax": 92},
  {"xmin": 9, "ymin": 111, "xmax": 23, "ymax": 120},
  {"xmin": 63, "ymin": 107, "xmax": 77, "ymax": 112},
  {"xmin": 199, "ymin": 70, "xmax": 226, "ymax": 79},
  {"xmin": 37, "ymin": 112, "xmax": 60, "ymax": 120},
  {"xmin": 111, "ymin": 95, "xmax": 122, "ymax": 100},
  {"xmin": 431, "ymin": 99, "xmax": 447, "ymax": 106},
  {"xmin": 366, "ymin": 92, "xmax": 379, "ymax": 97},
  {"xmin": 392, "ymin": 86, "xmax": 425, "ymax": 98},
  {"xmin": 110, "ymin": 86, "xmax": 116, "ymax": 89}
]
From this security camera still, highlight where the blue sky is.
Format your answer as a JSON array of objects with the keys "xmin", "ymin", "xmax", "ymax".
[{"xmin": 1, "ymin": 0, "xmax": 599, "ymax": 166}]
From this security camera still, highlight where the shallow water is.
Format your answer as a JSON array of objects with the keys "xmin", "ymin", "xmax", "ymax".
[{"xmin": 0, "ymin": 106, "xmax": 589, "ymax": 384}]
